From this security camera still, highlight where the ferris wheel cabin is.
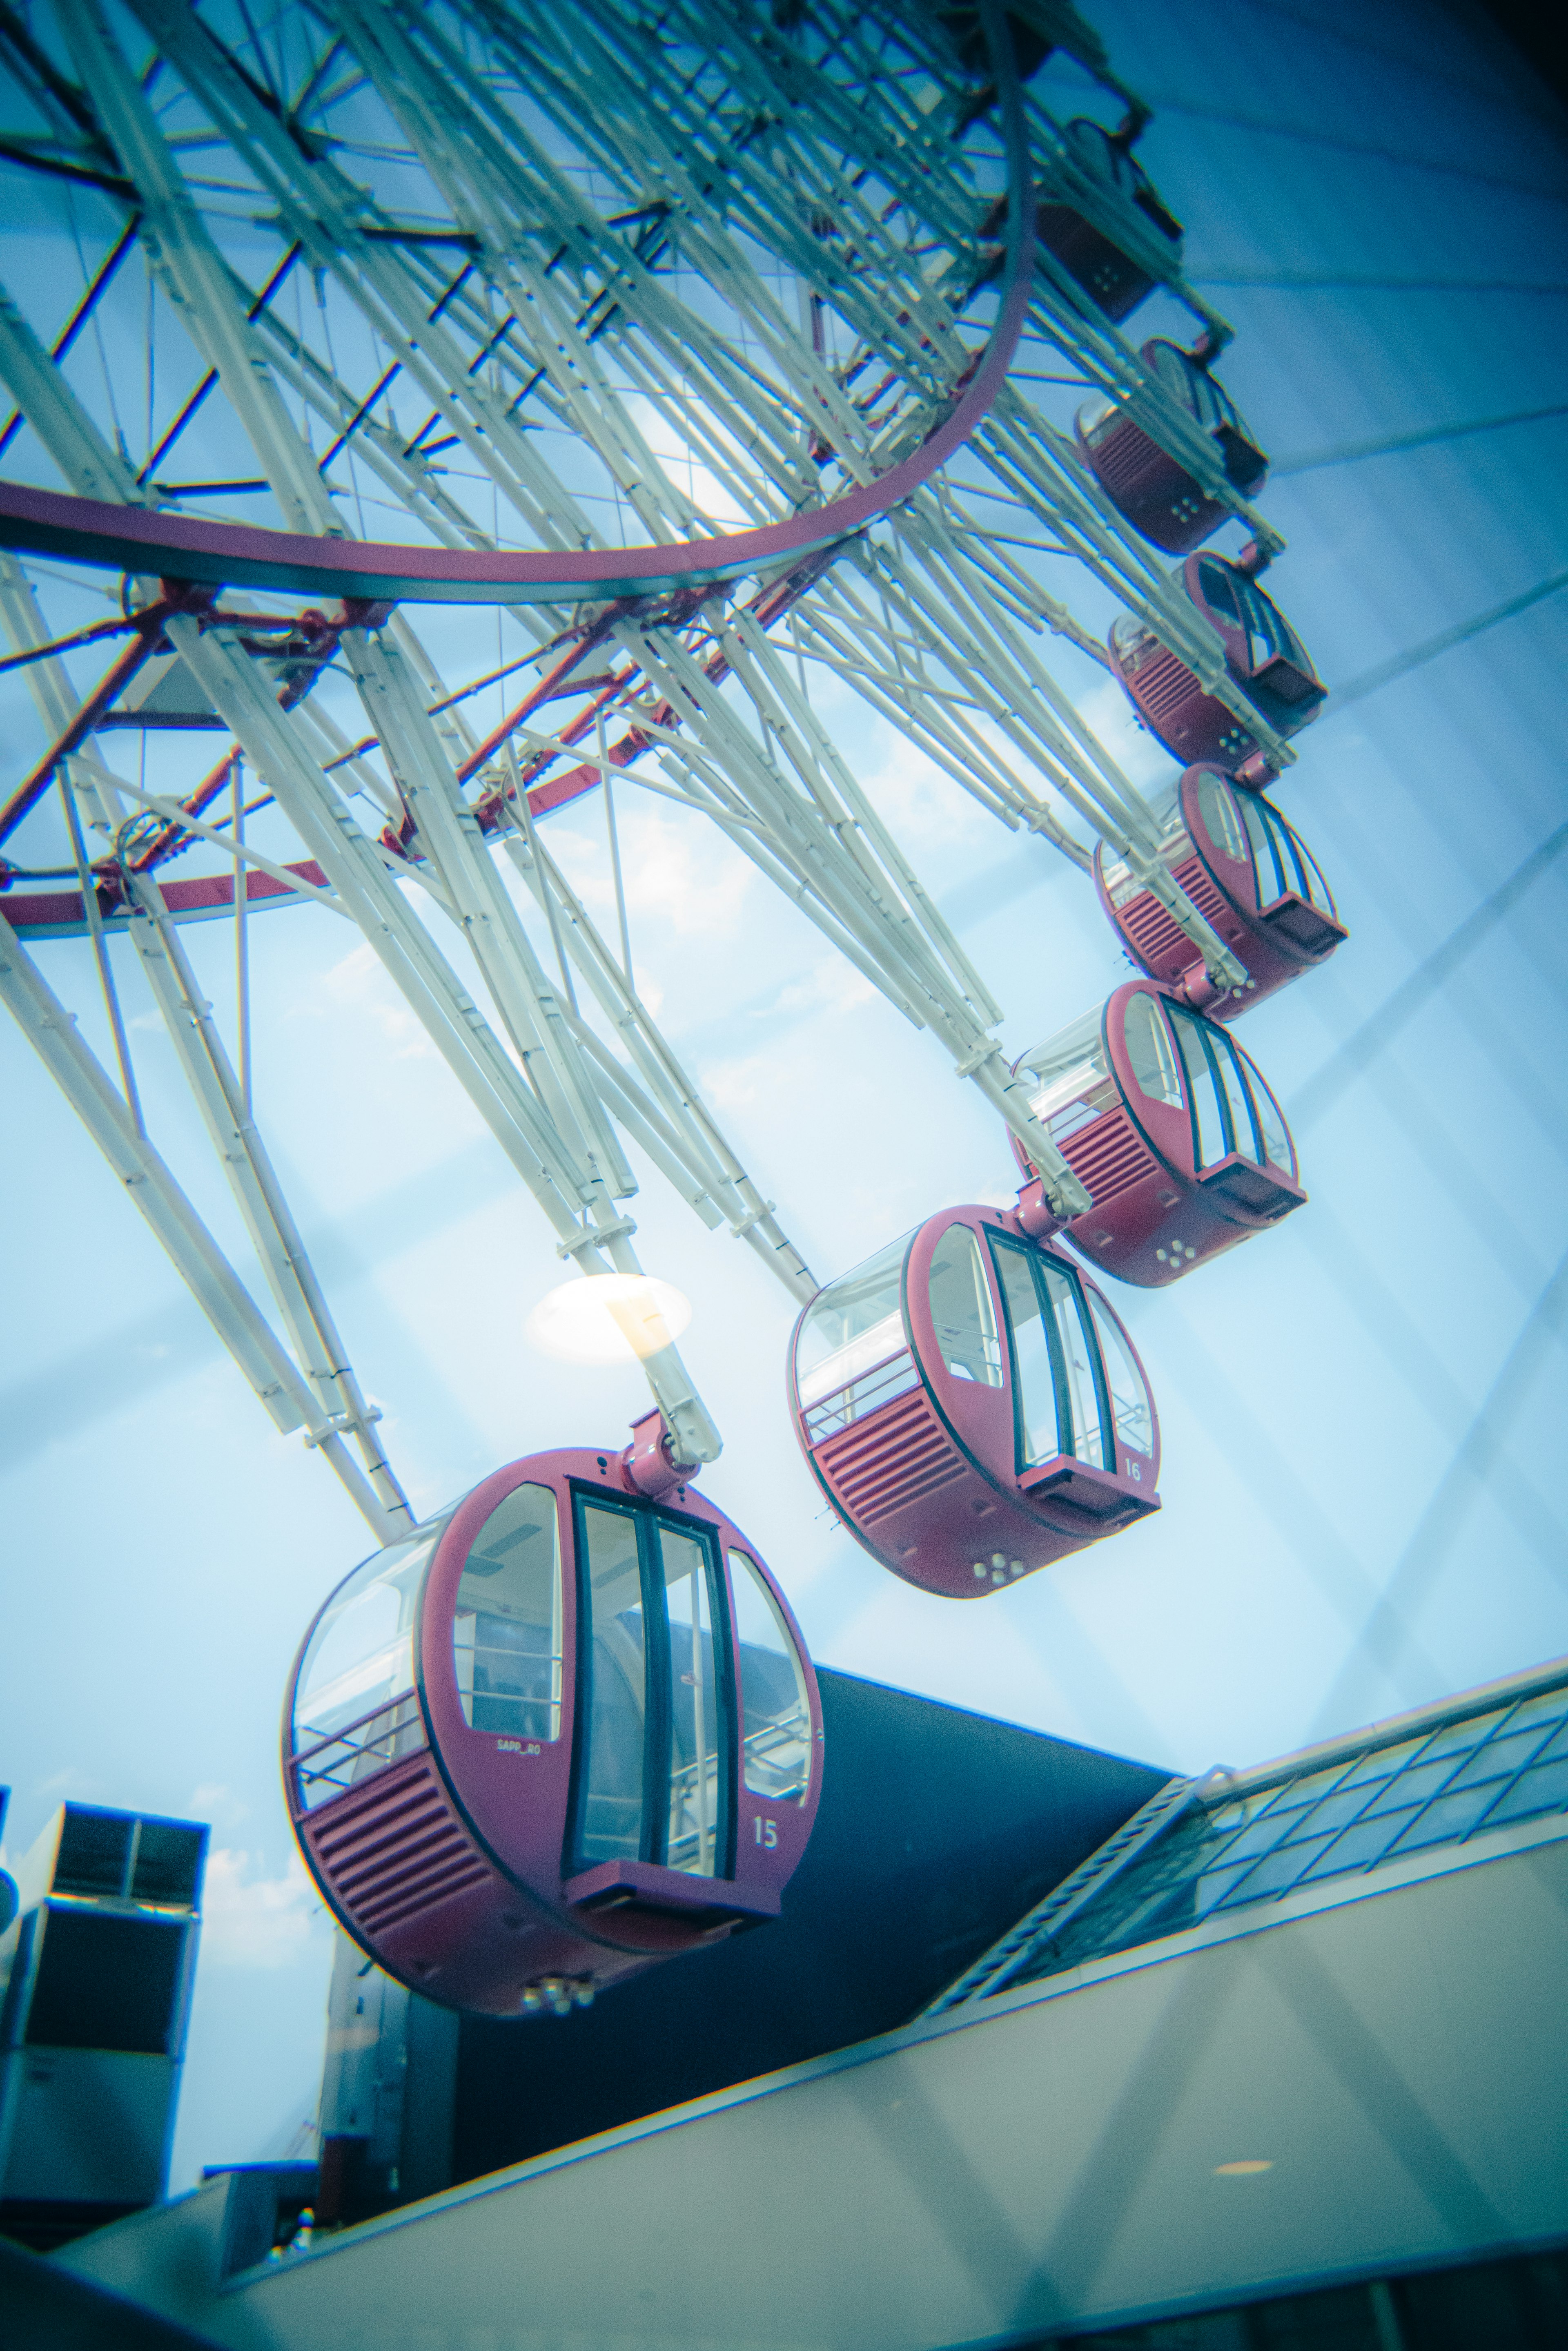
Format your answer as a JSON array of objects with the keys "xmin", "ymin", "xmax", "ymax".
[
  {"xmin": 790, "ymin": 1209, "xmax": 1160, "ymax": 1599},
  {"xmin": 1036, "ymin": 120, "xmax": 1184, "ymax": 321},
  {"xmin": 1109, "ymin": 555, "xmax": 1326, "ymax": 769},
  {"xmin": 1077, "ymin": 341, "xmax": 1269, "ymax": 554},
  {"xmin": 1012, "ymin": 983, "xmax": 1306, "ymax": 1287},
  {"xmin": 285, "ymin": 1448, "xmax": 821, "ymax": 2018},
  {"xmin": 1096, "ymin": 765, "xmax": 1348, "ymax": 1014}
]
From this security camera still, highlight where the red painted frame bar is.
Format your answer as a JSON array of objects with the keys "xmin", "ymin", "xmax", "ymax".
[{"xmin": 0, "ymin": 11, "xmax": 1033, "ymax": 607}]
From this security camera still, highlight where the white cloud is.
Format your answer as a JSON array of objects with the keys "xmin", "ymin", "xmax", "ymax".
[
  {"xmin": 316, "ymin": 940, "xmax": 437, "ymax": 1060},
  {"xmin": 200, "ymin": 1848, "xmax": 329, "ymax": 1970}
]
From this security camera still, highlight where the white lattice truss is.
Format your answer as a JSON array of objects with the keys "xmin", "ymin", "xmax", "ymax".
[{"xmin": 0, "ymin": 0, "xmax": 1280, "ymax": 1522}]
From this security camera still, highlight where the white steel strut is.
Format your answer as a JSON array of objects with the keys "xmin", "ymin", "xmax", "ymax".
[{"xmin": 0, "ymin": 0, "xmax": 1274, "ymax": 1510}]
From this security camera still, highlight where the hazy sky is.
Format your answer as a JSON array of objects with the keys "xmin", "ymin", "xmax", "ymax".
[{"xmin": 2, "ymin": 0, "xmax": 1565, "ymax": 2188}]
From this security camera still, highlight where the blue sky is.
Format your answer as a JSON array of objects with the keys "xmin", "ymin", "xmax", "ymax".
[{"xmin": 2, "ymin": 0, "xmax": 1566, "ymax": 2186}]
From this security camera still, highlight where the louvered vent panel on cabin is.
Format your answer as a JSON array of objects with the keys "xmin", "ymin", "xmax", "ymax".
[
  {"xmin": 1119, "ymin": 890, "xmax": 1187, "ymax": 967},
  {"xmin": 309, "ymin": 1754, "xmax": 492, "ymax": 1935},
  {"xmin": 1170, "ymin": 855, "xmax": 1232, "ymax": 929},
  {"xmin": 1132, "ymin": 648, "xmax": 1202, "ymax": 723},
  {"xmin": 1090, "ymin": 421, "xmax": 1158, "ymax": 496},
  {"xmin": 817, "ymin": 1385, "xmax": 968, "ymax": 1526},
  {"xmin": 1062, "ymin": 1109, "xmax": 1156, "ymax": 1207}
]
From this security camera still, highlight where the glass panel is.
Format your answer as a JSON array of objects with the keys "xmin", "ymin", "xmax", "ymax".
[
  {"xmin": 1042, "ymin": 1259, "xmax": 1109, "ymax": 1469},
  {"xmin": 929, "ymin": 1225, "xmax": 1003, "ymax": 1388},
  {"xmin": 993, "ymin": 1240, "xmax": 1063, "ymax": 1467},
  {"xmin": 1485, "ymin": 1757, "xmax": 1568, "ymax": 1827},
  {"xmin": 1197, "ymin": 558, "xmax": 1241, "ymax": 625},
  {"xmin": 1361, "ymin": 1757, "xmax": 1460, "ymax": 1816},
  {"xmin": 1243, "ymin": 576, "xmax": 1309, "ymax": 669},
  {"xmin": 1336, "ymin": 1736, "xmax": 1430, "ymax": 1789},
  {"xmin": 1194, "ymin": 770, "xmax": 1249, "ymax": 864},
  {"xmin": 1123, "ymin": 991, "xmax": 1184, "ymax": 1110},
  {"xmin": 1087, "ymin": 1293, "xmax": 1155, "ymax": 1458},
  {"xmin": 1219, "ymin": 1836, "xmax": 1338, "ymax": 1904},
  {"xmin": 795, "ymin": 1230, "xmax": 913, "ymax": 1410},
  {"xmin": 577, "ymin": 1503, "xmax": 650, "ymax": 1867},
  {"xmin": 1211, "ymin": 1027, "xmax": 1263, "ymax": 1160},
  {"xmin": 1260, "ymin": 799, "xmax": 1310, "ymax": 903},
  {"xmin": 293, "ymin": 1523, "xmax": 445, "ymax": 1750},
  {"xmin": 1169, "ymin": 1007, "xmax": 1228, "ymax": 1168},
  {"xmin": 1278, "ymin": 1784, "xmax": 1375, "ymax": 1841},
  {"xmin": 1236, "ymin": 788, "xmax": 1285, "ymax": 903},
  {"xmin": 1296, "ymin": 1813, "xmax": 1410, "ymax": 1877},
  {"xmin": 1386, "ymin": 1784, "xmax": 1506, "ymax": 1853},
  {"xmin": 730, "ymin": 1551, "xmax": 813, "ymax": 1806},
  {"xmin": 660, "ymin": 1526, "xmax": 724, "ymax": 1878},
  {"xmin": 453, "ymin": 1484, "xmax": 562, "ymax": 1743},
  {"xmin": 1444, "ymin": 1725, "xmax": 1557, "ymax": 1791},
  {"xmin": 1237, "ymin": 1046, "xmax": 1296, "ymax": 1177},
  {"xmin": 1018, "ymin": 1008, "xmax": 1111, "ymax": 1132}
]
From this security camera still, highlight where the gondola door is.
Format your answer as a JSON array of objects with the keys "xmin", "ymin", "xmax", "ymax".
[{"xmin": 567, "ymin": 1492, "xmax": 736, "ymax": 1888}]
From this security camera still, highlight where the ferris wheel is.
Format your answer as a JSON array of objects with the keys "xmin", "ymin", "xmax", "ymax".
[{"xmin": 0, "ymin": 0, "xmax": 1343, "ymax": 2016}]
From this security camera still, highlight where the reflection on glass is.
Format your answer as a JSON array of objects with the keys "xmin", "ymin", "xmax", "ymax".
[
  {"xmin": 993, "ymin": 1240, "xmax": 1062, "ymax": 1467},
  {"xmin": 1123, "ymin": 992, "xmax": 1184, "ymax": 1109},
  {"xmin": 730, "ymin": 1552, "xmax": 813, "ymax": 1806},
  {"xmin": 292, "ymin": 1523, "xmax": 446, "ymax": 1807},
  {"xmin": 929, "ymin": 1225, "xmax": 1002, "ymax": 1387},
  {"xmin": 1087, "ymin": 1295, "xmax": 1154, "ymax": 1458},
  {"xmin": 1236, "ymin": 787, "xmax": 1286, "ymax": 904},
  {"xmin": 1042, "ymin": 1260, "xmax": 1109, "ymax": 1470},
  {"xmin": 577, "ymin": 1504, "xmax": 648, "ymax": 1865},
  {"xmin": 1212, "ymin": 1028, "xmax": 1262, "ymax": 1161},
  {"xmin": 1198, "ymin": 558, "xmax": 1241, "ymax": 627},
  {"xmin": 1169, "ymin": 1007, "xmax": 1228, "ymax": 1167},
  {"xmin": 795, "ymin": 1231, "xmax": 914, "ymax": 1410},
  {"xmin": 661, "ymin": 1525, "xmax": 722, "ymax": 1878},
  {"xmin": 453, "ymin": 1484, "xmax": 561, "ymax": 1743},
  {"xmin": 1195, "ymin": 770, "xmax": 1248, "ymax": 864},
  {"xmin": 1239, "ymin": 1048, "xmax": 1295, "ymax": 1175},
  {"xmin": 1020, "ymin": 1006, "xmax": 1111, "ymax": 1134}
]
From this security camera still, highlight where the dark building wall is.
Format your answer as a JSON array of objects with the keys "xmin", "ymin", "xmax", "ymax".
[{"xmin": 452, "ymin": 1668, "xmax": 1165, "ymax": 2181}]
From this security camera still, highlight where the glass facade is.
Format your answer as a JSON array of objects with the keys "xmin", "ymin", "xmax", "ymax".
[{"xmin": 975, "ymin": 1674, "xmax": 1568, "ymax": 2002}]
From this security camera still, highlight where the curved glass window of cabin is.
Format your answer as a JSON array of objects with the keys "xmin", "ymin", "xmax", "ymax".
[
  {"xmin": 1021, "ymin": 1007, "xmax": 1115, "ymax": 1146},
  {"xmin": 1240, "ymin": 1049, "xmax": 1296, "ymax": 1177},
  {"xmin": 292, "ymin": 1519, "xmax": 448, "ymax": 1809},
  {"xmin": 572, "ymin": 1499, "xmax": 732, "ymax": 1880},
  {"xmin": 453, "ymin": 1484, "xmax": 562, "ymax": 1744},
  {"xmin": 1088, "ymin": 1295, "xmax": 1155, "ymax": 1459},
  {"xmin": 1238, "ymin": 790, "xmax": 1334, "ymax": 917},
  {"xmin": 730, "ymin": 1551, "xmax": 813, "ymax": 1807},
  {"xmin": 575, "ymin": 1501, "xmax": 648, "ymax": 1867},
  {"xmin": 929, "ymin": 1225, "xmax": 1003, "ymax": 1388},
  {"xmin": 1213, "ymin": 1024, "xmax": 1264, "ymax": 1161},
  {"xmin": 1044, "ymin": 1258, "xmax": 1111, "ymax": 1470},
  {"xmin": 1194, "ymin": 769, "xmax": 1249, "ymax": 865},
  {"xmin": 1110, "ymin": 612, "xmax": 1162, "ymax": 668},
  {"xmin": 659, "ymin": 1521, "xmax": 727, "ymax": 1878},
  {"xmin": 795, "ymin": 1229, "xmax": 917, "ymax": 1439},
  {"xmin": 1196, "ymin": 558, "xmax": 1243, "ymax": 630},
  {"xmin": 1149, "ymin": 341, "xmax": 1231, "ymax": 432},
  {"xmin": 1099, "ymin": 789, "xmax": 1187, "ymax": 910},
  {"xmin": 1124, "ymin": 990, "xmax": 1185, "ymax": 1110},
  {"xmin": 1168, "ymin": 1004, "xmax": 1231, "ymax": 1169},
  {"xmin": 992, "ymin": 1240, "xmax": 1062, "ymax": 1466}
]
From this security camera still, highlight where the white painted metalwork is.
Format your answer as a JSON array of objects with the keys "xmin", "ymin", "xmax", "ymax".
[{"xmin": 0, "ymin": 0, "xmax": 1271, "ymax": 1508}]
